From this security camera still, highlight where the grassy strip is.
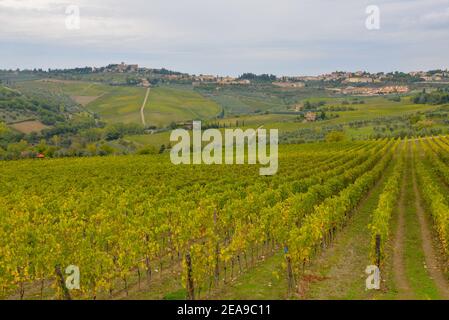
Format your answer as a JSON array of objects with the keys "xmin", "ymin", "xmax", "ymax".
[{"xmin": 402, "ymin": 142, "xmax": 441, "ymax": 299}]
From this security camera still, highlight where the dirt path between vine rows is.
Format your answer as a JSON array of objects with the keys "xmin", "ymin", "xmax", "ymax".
[
  {"xmin": 411, "ymin": 153, "xmax": 449, "ymax": 299},
  {"xmin": 302, "ymin": 157, "xmax": 395, "ymax": 299}
]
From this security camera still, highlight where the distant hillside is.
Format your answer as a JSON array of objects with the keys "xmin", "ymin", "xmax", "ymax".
[
  {"xmin": 14, "ymin": 79, "xmax": 221, "ymax": 128},
  {"xmin": 0, "ymin": 85, "xmax": 67, "ymax": 126}
]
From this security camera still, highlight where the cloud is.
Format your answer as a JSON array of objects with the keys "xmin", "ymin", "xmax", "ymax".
[
  {"xmin": 419, "ymin": 7, "xmax": 449, "ymax": 27},
  {"xmin": 0, "ymin": 0, "xmax": 64, "ymax": 10},
  {"xmin": 0, "ymin": 0, "xmax": 448, "ymax": 74}
]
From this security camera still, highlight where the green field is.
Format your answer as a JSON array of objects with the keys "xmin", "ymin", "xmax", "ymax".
[
  {"xmin": 125, "ymin": 132, "xmax": 171, "ymax": 148},
  {"xmin": 15, "ymin": 80, "xmax": 148, "ymax": 124},
  {"xmin": 218, "ymin": 97, "xmax": 436, "ymax": 129},
  {"xmin": 120, "ymin": 96, "xmax": 442, "ymax": 148},
  {"xmin": 87, "ymin": 86, "xmax": 148, "ymax": 124},
  {"xmin": 15, "ymin": 79, "xmax": 108, "ymax": 98},
  {"xmin": 14, "ymin": 80, "xmax": 221, "ymax": 127},
  {"xmin": 8, "ymin": 79, "xmax": 449, "ymax": 151},
  {"xmin": 198, "ymin": 84, "xmax": 330, "ymax": 115},
  {"xmin": 144, "ymin": 87, "xmax": 221, "ymax": 127},
  {"xmin": 211, "ymin": 97, "xmax": 440, "ymax": 139}
]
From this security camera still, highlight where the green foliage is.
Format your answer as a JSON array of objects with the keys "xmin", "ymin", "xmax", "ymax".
[
  {"xmin": 416, "ymin": 139, "xmax": 449, "ymax": 256},
  {"xmin": 0, "ymin": 85, "xmax": 65, "ymax": 125},
  {"xmin": 303, "ymin": 100, "xmax": 326, "ymax": 110},
  {"xmin": 104, "ymin": 123, "xmax": 144, "ymax": 141},
  {"xmin": 369, "ymin": 142, "xmax": 405, "ymax": 265},
  {"xmin": 5, "ymin": 140, "xmax": 28, "ymax": 159},
  {"xmin": 98, "ymin": 143, "xmax": 117, "ymax": 155},
  {"xmin": 238, "ymin": 73, "xmax": 277, "ymax": 82},
  {"xmin": 287, "ymin": 140, "xmax": 398, "ymax": 275},
  {"xmin": 325, "ymin": 131, "xmax": 346, "ymax": 142},
  {"xmin": 413, "ymin": 88, "xmax": 449, "ymax": 105},
  {"xmin": 0, "ymin": 140, "xmax": 387, "ymax": 298},
  {"xmin": 137, "ymin": 145, "xmax": 158, "ymax": 155}
]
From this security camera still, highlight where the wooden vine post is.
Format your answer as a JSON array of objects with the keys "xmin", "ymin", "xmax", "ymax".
[{"xmin": 185, "ymin": 253, "xmax": 195, "ymax": 300}]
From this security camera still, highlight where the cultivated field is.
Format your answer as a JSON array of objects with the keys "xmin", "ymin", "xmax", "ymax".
[
  {"xmin": 9, "ymin": 120, "xmax": 48, "ymax": 134},
  {"xmin": 144, "ymin": 87, "xmax": 221, "ymax": 127},
  {"xmin": 122, "ymin": 96, "xmax": 443, "ymax": 148},
  {"xmin": 14, "ymin": 80, "xmax": 221, "ymax": 127},
  {"xmin": 1, "ymin": 137, "xmax": 449, "ymax": 300}
]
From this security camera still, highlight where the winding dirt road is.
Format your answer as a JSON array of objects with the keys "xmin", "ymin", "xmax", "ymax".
[{"xmin": 140, "ymin": 88, "xmax": 150, "ymax": 127}]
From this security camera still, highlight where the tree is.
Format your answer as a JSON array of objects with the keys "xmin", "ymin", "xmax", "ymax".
[
  {"xmin": 169, "ymin": 122, "xmax": 177, "ymax": 129},
  {"xmin": 81, "ymin": 128, "xmax": 103, "ymax": 143},
  {"xmin": 35, "ymin": 139, "xmax": 48, "ymax": 154},
  {"xmin": 303, "ymin": 101, "xmax": 311, "ymax": 109},
  {"xmin": 6, "ymin": 140, "xmax": 29, "ymax": 159},
  {"xmin": 137, "ymin": 145, "xmax": 158, "ymax": 155},
  {"xmin": 325, "ymin": 131, "xmax": 346, "ymax": 143},
  {"xmin": 51, "ymin": 135, "xmax": 62, "ymax": 147},
  {"xmin": 86, "ymin": 143, "xmax": 98, "ymax": 156},
  {"xmin": 217, "ymin": 108, "xmax": 225, "ymax": 119},
  {"xmin": 99, "ymin": 144, "xmax": 116, "ymax": 156},
  {"xmin": 105, "ymin": 128, "xmax": 121, "ymax": 141}
]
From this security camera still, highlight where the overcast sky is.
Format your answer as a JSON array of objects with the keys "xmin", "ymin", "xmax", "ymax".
[{"xmin": 1, "ymin": 0, "xmax": 449, "ymax": 76}]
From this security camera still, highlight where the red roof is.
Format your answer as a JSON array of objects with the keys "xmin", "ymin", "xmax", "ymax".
[{"xmin": 36, "ymin": 153, "xmax": 45, "ymax": 158}]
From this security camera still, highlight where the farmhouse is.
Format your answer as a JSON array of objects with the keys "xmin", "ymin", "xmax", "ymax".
[
  {"xmin": 342, "ymin": 86, "xmax": 409, "ymax": 95},
  {"xmin": 305, "ymin": 112, "xmax": 317, "ymax": 122},
  {"xmin": 178, "ymin": 122, "xmax": 193, "ymax": 130},
  {"xmin": 343, "ymin": 77, "xmax": 374, "ymax": 84},
  {"xmin": 218, "ymin": 78, "xmax": 251, "ymax": 85},
  {"xmin": 139, "ymin": 78, "xmax": 151, "ymax": 87},
  {"xmin": 105, "ymin": 62, "xmax": 139, "ymax": 73},
  {"xmin": 195, "ymin": 74, "xmax": 217, "ymax": 82}
]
